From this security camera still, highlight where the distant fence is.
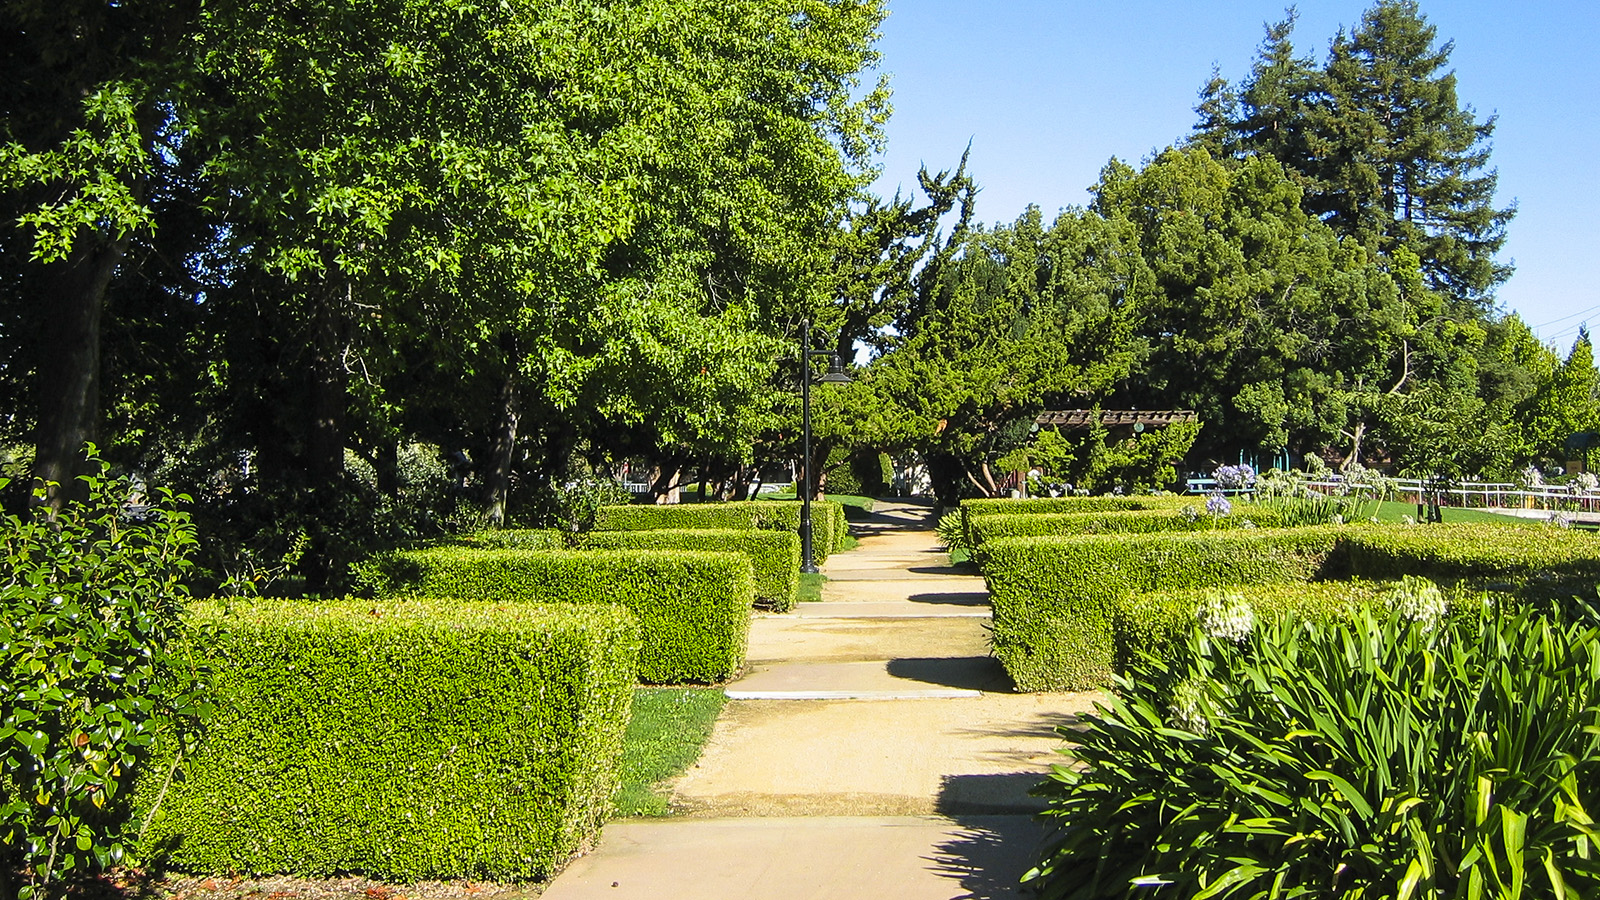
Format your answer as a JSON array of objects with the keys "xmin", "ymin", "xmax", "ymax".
[{"xmin": 1186, "ymin": 475, "xmax": 1600, "ymax": 513}]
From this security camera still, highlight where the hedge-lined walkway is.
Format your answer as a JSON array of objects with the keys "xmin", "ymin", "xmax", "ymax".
[{"xmin": 542, "ymin": 500, "xmax": 1098, "ymax": 900}]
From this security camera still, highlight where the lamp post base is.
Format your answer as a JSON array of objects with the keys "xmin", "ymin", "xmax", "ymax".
[{"xmin": 801, "ymin": 564, "xmax": 820, "ymax": 574}]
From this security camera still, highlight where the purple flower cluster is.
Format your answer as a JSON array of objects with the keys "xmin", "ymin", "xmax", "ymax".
[
  {"xmin": 1206, "ymin": 493, "xmax": 1232, "ymax": 517},
  {"xmin": 1212, "ymin": 464, "xmax": 1256, "ymax": 491}
]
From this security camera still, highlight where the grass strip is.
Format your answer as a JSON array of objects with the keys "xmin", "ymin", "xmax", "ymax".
[{"xmin": 613, "ymin": 688, "xmax": 727, "ymax": 817}]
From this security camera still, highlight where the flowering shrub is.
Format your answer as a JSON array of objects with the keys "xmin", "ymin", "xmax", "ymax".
[
  {"xmin": 1204, "ymin": 493, "xmax": 1231, "ymax": 517},
  {"xmin": 1211, "ymin": 463, "xmax": 1255, "ymax": 491},
  {"xmin": 1194, "ymin": 589, "xmax": 1253, "ymax": 642},
  {"xmin": 1029, "ymin": 597, "xmax": 1600, "ymax": 899},
  {"xmin": 1518, "ymin": 464, "xmax": 1545, "ymax": 490}
]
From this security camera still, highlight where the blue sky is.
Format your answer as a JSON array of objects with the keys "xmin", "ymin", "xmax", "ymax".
[{"xmin": 867, "ymin": 1, "xmax": 1599, "ymax": 351}]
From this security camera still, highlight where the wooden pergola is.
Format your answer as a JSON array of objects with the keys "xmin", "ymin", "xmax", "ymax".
[{"xmin": 1034, "ymin": 409, "xmax": 1198, "ymax": 429}]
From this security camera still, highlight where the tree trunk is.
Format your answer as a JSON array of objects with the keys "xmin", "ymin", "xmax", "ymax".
[
  {"xmin": 302, "ymin": 281, "xmax": 350, "ymax": 595},
  {"xmin": 32, "ymin": 238, "xmax": 127, "ymax": 513},
  {"xmin": 481, "ymin": 370, "xmax": 520, "ymax": 527},
  {"xmin": 306, "ymin": 281, "xmax": 348, "ymax": 487},
  {"xmin": 650, "ymin": 461, "xmax": 682, "ymax": 504}
]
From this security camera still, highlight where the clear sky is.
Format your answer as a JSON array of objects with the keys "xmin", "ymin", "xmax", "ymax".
[{"xmin": 867, "ymin": 1, "xmax": 1599, "ymax": 351}]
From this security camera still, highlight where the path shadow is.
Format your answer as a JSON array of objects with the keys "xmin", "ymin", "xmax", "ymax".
[
  {"xmin": 886, "ymin": 656, "xmax": 1014, "ymax": 692},
  {"xmin": 907, "ymin": 564, "xmax": 979, "ymax": 576},
  {"xmin": 936, "ymin": 773, "xmax": 1053, "ymax": 815},
  {"xmin": 924, "ymin": 813, "xmax": 1050, "ymax": 899},
  {"xmin": 952, "ymin": 711, "xmax": 1088, "ymax": 742},
  {"xmin": 908, "ymin": 590, "xmax": 991, "ymax": 607}
]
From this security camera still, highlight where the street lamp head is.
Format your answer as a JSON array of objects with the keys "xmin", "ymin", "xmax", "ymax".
[{"xmin": 821, "ymin": 354, "xmax": 853, "ymax": 384}]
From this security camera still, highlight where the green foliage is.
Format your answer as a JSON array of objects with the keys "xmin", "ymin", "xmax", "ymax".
[
  {"xmin": 985, "ymin": 522, "xmax": 1600, "ymax": 693},
  {"xmin": 552, "ymin": 478, "xmax": 635, "ymax": 533},
  {"xmin": 1331, "ymin": 523, "xmax": 1600, "ymax": 613},
  {"xmin": 362, "ymin": 548, "xmax": 752, "ymax": 684},
  {"xmin": 137, "ymin": 599, "xmax": 638, "ymax": 882},
  {"xmin": 1113, "ymin": 579, "xmax": 1494, "ymax": 673},
  {"xmin": 984, "ymin": 528, "xmax": 1342, "ymax": 691},
  {"xmin": 614, "ymin": 688, "xmax": 726, "ymax": 818},
  {"xmin": 935, "ymin": 511, "xmax": 968, "ymax": 553},
  {"xmin": 1029, "ymin": 605, "xmax": 1600, "ymax": 899},
  {"xmin": 968, "ymin": 507, "xmax": 1287, "ymax": 558},
  {"xmin": 960, "ymin": 495, "xmax": 1190, "ymax": 547},
  {"xmin": 453, "ymin": 529, "xmax": 570, "ymax": 552},
  {"xmin": 593, "ymin": 500, "xmax": 845, "ymax": 561},
  {"xmin": 576, "ymin": 529, "xmax": 800, "ymax": 612},
  {"xmin": 0, "ymin": 461, "xmax": 216, "ymax": 898},
  {"xmin": 1194, "ymin": 2, "xmax": 1512, "ymax": 307}
]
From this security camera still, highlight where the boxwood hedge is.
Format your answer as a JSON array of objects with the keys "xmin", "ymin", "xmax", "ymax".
[
  {"xmin": 967, "ymin": 507, "xmax": 1286, "ymax": 559},
  {"xmin": 137, "ymin": 599, "xmax": 638, "ymax": 882},
  {"xmin": 984, "ymin": 523, "xmax": 1600, "ymax": 692},
  {"xmin": 983, "ymin": 527, "xmax": 1344, "ymax": 691},
  {"xmin": 575, "ymin": 529, "xmax": 800, "ymax": 612},
  {"xmin": 959, "ymin": 495, "xmax": 1190, "ymax": 544},
  {"xmin": 592, "ymin": 500, "xmax": 846, "ymax": 561},
  {"xmin": 365, "ymin": 548, "xmax": 753, "ymax": 683}
]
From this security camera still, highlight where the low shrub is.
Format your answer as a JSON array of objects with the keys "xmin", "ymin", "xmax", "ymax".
[
  {"xmin": 1030, "ymin": 602, "xmax": 1600, "ymax": 899},
  {"xmin": 967, "ymin": 507, "xmax": 1287, "ymax": 560},
  {"xmin": 985, "ymin": 522, "xmax": 1600, "ymax": 692},
  {"xmin": 452, "ymin": 529, "xmax": 570, "ymax": 551},
  {"xmin": 1113, "ymin": 579, "xmax": 1499, "ymax": 672},
  {"xmin": 138, "ymin": 599, "xmax": 638, "ymax": 883},
  {"xmin": 592, "ymin": 500, "xmax": 845, "ymax": 561},
  {"xmin": 361, "ymin": 548, "xmax": 753, "ymax": 683},
  {"xmin": 960, "ymin": 495, "xmax": 1189, "ymax": 545},
  {"xmin": 1332, "ymin": 523, "xmax": 1600, "ymax": 612},
  {"xmin": 576, "ymin": 529, "xmax": 800, "ymax": 611},
  {"xmin": 983, "ymin": 528, "xmax": 1343, "ymax": 691}
]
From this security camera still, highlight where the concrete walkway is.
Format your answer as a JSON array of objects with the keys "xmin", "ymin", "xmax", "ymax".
[{"xmin": 542, "ymin": 500, "xmax": 1099, "ymax": 900}]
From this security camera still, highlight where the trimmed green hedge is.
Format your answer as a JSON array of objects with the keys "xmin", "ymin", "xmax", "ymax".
[
  {"xmin": 1331, "ymin": 523, "xmax": 1600, "ymax": 598},
  {"xmin": 984, "ymin": 522, "xmax": 1600, "ymax": 692},
  {"xmin": 576, "ymin": 529, "xmax": 800, "ymax": 612},
  {"xmin": 967, "ymin": 507, "xmax": 1287, "ymax": 558},
  {"xmin": 365, "ymin": 548, "xmax": 752, "ymax": 683},
  {"xmin": 959, "ymin": 495, "xmax": 1189, "ymax": 545},
  {"xmin": 138, "ymin": 599, "xmax": 638, "ymax": 882},
  {"xmin": 592, "ymin": 500, "xmax": 846, "ymax": 561},
  {"xmin": 454, "ymin": 529, "xmax": 569, "ymax": 551},
  {"xmin": 984, "ymin": 527, "xmax": 1343, "ymax": 691}
]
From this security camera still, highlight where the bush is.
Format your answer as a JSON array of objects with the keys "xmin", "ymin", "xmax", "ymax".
[
  {"xmin": 137, "ymin": 599, "xmax": 638, "ymax": 882},
  {"xmin": 592, "ymin": 500, "xmax": 846, "ymax": 561},
  {"xmin": 960, "ymin": 496, "xmax": 1189, "ymax": 546},
  {"xmin": 361, "ymin": 548, "xmax": 753, "ymax": 683},
  {"xmin": 1112, "ymin": 579, "xmax": 1499, "ymax": 673},
  {"xmin": 984, "ymin": 522, "xmax": 1600, "ymax": 692},
  {"xmin": 0, "ymin": 461, "xmax": 216, "ymax": 899},
  {"xmin": 452, "ymin": 529, "xmax": 570, "ymax": 551},
  {"xmin": 967, "ymin": 507, "xmax": 1286, "ymax": 559},
  {"xmin": 1331, "ymin": 523, "xmax": 1600, "ymax": 612},
  {"xmin": 1029, "ymin": 603, "xmax": 1600, "ymax": 898},
  {"xmin": 983, "ymin": 528, "xmax": 1343, "ymax": 691},
  {"xmin": 576, "ymin": 529, "xmax": 800, "ymax": 611}
]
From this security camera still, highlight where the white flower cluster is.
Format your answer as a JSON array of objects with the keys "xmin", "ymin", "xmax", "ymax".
[
  {"xmin": 1168, "ymin": 677, "xmax": 1211, "ymax": 736},
  {"xmin": 1577, "ymin": 472, "xmax": 1599, "ymax": 493},
  {"xmin": 1550, "ymin": 511, "xmax": 1575, "ymax": 529},
  {"xmin": 1384, "ymin": 576, "xmax": 1447, "ymax": 630},
  {"xmin": 1196, "ymin": 589, "xmax": 1255, "ymax": 643}
]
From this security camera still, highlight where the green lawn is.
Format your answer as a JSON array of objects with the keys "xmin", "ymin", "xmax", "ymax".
[
  {"xmin": 764, "ymin": 489, "xmax": 877, "ymax": 512},
  {"xmin": 1369, "ymin": 499, "xmax": 1534, "ymax": 525},
  {"xmin": 613, "ymin": 687, "xmax": 726, "ymax": 817}
]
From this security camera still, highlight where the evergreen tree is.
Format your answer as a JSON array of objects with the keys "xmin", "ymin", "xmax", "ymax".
[{"xmin": 1192, "ymin": 1, "xmax": 1513, "ymax": 311}]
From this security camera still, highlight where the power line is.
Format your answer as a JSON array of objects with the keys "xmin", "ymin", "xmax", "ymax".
[{"xmin": 1531, "ymin": 303, "xmax": 1600, "ymax": 330}]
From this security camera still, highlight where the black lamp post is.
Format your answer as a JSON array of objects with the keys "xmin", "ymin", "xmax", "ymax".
[{"xmin": 799, "ymin": 317, "xmax": 852, "ymax": 573}]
